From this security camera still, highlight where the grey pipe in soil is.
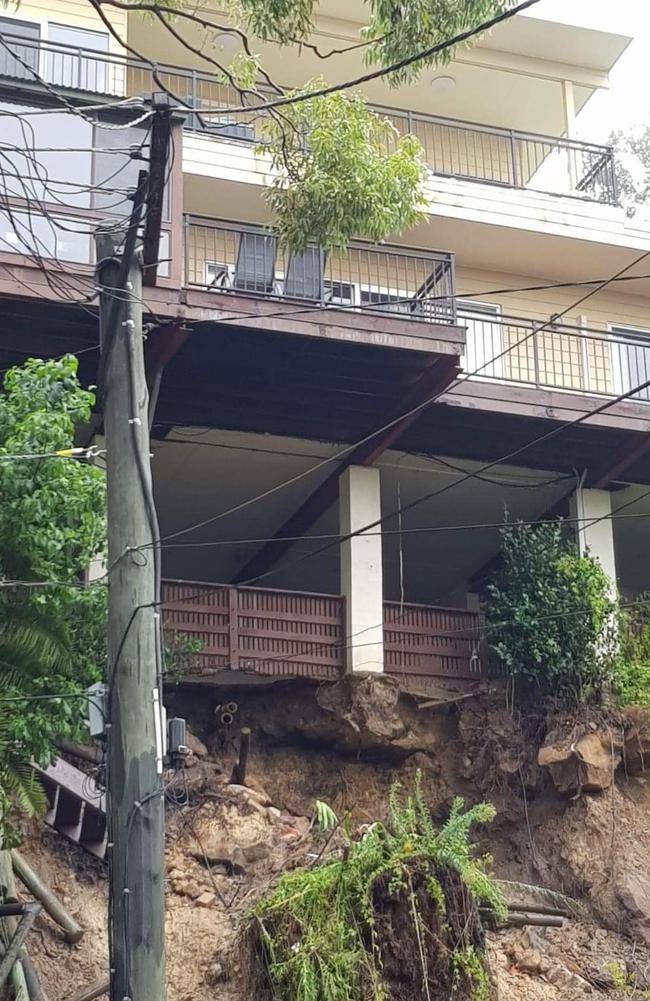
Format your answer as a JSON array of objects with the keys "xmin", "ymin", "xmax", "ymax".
[{"xmin": 11, "ymin": 850, "xmax": 84, "ymax": 944}]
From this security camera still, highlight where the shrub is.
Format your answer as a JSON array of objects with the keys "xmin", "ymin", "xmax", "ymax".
[
  {"xmin": 486, "ymin": 521, "xmax": 616, "ymax": 703},
  {"xmin": 613, "ymin": 597, "xmax": 650, "ymax": 707},
  {"xmin": 244, "ymin": 775, "xmax": 502, "ymax": 1001}
]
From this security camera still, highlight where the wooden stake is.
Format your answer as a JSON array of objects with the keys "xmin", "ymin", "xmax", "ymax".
[{"xmin": 230, "ymin": 727, "xmax": 251, "ymax": 786}]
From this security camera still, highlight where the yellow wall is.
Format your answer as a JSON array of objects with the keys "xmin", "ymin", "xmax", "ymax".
[
  {"xmin": 456, "ymin": 265, "xmax": 650, "ymax": 393},
  {"xmin": 0, "ymin": 1, "xmax": 127, "ymax": 42}
]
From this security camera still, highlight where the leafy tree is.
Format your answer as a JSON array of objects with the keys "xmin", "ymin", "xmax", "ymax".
[
  {"xmin": 0, "ymin": 356, "xmax": 106, "ymax": 827},
  {"xmin": 263, "ymin": 85, "xmax": 426, "ymax": 252},
  {"xmin": 113, "ymin": 0, "xmax": 520, "ymax": 250},
  {"xmin": 609, "ymin": 124, "xmax": 650, "ymax": 212},
  {"xmin": 486, "ymin": 521, "xmax": 616, "ymax": 703}
]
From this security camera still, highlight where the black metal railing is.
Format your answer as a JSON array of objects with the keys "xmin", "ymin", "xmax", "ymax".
[
  {"xmin": 185, "ymin": 216, "xmax": 457, "ymax": 324},
  {"xmin": 459, "ymin": 309, "xmax": 650, "ymax": 401},
  {"xmin": 0, "ymin": 32, "xmax": 618, "ymax": 205}
]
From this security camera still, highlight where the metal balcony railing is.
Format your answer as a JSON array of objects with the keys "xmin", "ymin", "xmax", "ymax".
[
  {"xmin": 459, "ymin": 309, "xmax": 650, "ymax": 402},
  {"xmin": 185, "ymin": 216, "xmax": 457, "ymax": 324},
  {"xmin": 0, "ymin": 32, "xmax": 618, "ymax": 205}
]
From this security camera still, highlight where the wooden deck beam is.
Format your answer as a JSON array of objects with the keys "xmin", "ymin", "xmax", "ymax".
[{"xmin": 232, "ymin": 355, "xmax": 460, "ymax": 585}]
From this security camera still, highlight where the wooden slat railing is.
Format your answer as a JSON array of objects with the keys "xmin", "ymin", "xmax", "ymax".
[
  {"xmin": 383, "ymin": 601, "xmax": 486, "ymax": 690},
  {"xmin": 162, "ymin": 580, "xmax": 345, "ymax": 679}
]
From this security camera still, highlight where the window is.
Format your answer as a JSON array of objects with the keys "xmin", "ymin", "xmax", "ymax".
[
  {"xmin": 93, "ymin": 114, "xmax": 170, "ymax": 221},
  {"xmin": 46, "ymin": 24, "xmax": 109, "ymax": 93},
  {"xmin": 0, "ymin": 99, "xmax": 93, "ymax": 208},
  {"xmin": 457, "ymin": 299, "xmax": 502, "ymax": 378},
  {"xmin": 0, "ymin": 208, "xmax": 90, "ymax": 263},
  {"xmin": 609, "ymin": 324, "xmax": 650, "ymax": 402},
  {"xmin": 0, "ymin": 16, "xmax": 40, "ymax": 81}
]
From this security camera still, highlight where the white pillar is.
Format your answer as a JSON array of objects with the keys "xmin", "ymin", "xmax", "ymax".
[
  {"xmin": 339, "ymin": 465, "xmax": 384, "ymax": 673},
  {"xmin": 561, "ymin": 79, "xmax": 577, "ymax": 192},
  {"xmin": 570, "ymin": 488, "xmax": 617, "ymax": 594}
]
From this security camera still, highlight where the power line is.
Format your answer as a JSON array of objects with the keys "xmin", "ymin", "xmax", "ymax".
[{"xmin": 155, "ymin": 507, "xmax": 650, "ymax": 551}]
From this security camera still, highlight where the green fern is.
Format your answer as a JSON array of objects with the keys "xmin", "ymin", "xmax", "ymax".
[{"xmin": 245, "ymin": 772, "xmax": 501, "ymax": 1001}]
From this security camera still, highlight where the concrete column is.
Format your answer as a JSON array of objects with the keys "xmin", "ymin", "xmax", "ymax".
[
  {"xmin": 569, "ymin": 487, "xmax": 617, "ymax": 594},
  {"xmin": 561, "ymin": 79, "xmax": 577, "ymax": 192},
  {"xmin": 339, "ymin": 465, "xmax": 384, "ymax": 673}
]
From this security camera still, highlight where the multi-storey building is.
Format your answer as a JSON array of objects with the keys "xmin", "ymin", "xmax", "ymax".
[{"xmin": 0, "ymin": 2, "xmax": 646, "ymax": 692}]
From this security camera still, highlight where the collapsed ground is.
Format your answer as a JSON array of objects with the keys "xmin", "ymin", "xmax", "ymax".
[{"xmin": 17, "ymin": 675, "xmax": 650, "ymax": 1001}]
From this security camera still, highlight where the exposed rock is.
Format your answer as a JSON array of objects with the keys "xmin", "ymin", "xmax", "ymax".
[
  {"xmin": 615, "ymin": 871, "xmax": 650, "ymax": 947},
  {"xmin": 186, "ymin": 728, "xmax": 209, "ymax": 759},
  {"xmin": 228, "ymin": 783, "xmax": 272, "ymax": 807},
  {"xmin": 192, "ymin": 834, "xmax": 247, "ymax": 874},
  {"xmin": 623, "ymin": 708, "xmax": 650, "ymax": 776},
  {"xmin": 538, "ymin": 732, "xmax": 620, "ymax": 795},
  {"xmin": 195, "ymin": 891, "xmax": 217, "ymax": 908}
]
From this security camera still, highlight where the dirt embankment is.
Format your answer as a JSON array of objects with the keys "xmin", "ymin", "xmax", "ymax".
[{"xmin": 17, "ymin": 675, "xmax": 650, "ymax": 1001}]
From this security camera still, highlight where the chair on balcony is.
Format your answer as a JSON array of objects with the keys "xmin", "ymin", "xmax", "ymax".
[
  {"xmin": 283, "ymin": 245, "xmax": 327, "ymax": 301},
  {"xmin": 232, "ymin": 231, "xmax": 278, "ymax": 293}
]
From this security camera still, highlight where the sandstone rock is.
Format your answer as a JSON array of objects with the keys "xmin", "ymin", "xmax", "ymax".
[
  {"xmin": 267, "ymin": 806, "xmax": 282, "ymax": 824},
  {"xmin": 615, "ymin": 871, "xmax": 650, "ymax": 947},
  {"xmin": 623, "ymin": 708, "xmax": 650, "ymax": 775},
  {"xmin": 192, "ymin": 836, "xmax": 246, "ymax": 873},
  {"xmin": 228, "ymin": 783, "xmax": 272, "ymax": 807},
  {"xmin": 241, "ymin": 841, "xmax": 270, "ymax": 864},
  {"xmin": 195, "ymin": 891, "xmax": 216, "ymax": 907},
  {"xmin": 538, "ymin": 731, "xmax": 620, "ymax": 795},
  {"xmin": 185, "ymin": 728, "xmax": 209, "ymax": 761}
]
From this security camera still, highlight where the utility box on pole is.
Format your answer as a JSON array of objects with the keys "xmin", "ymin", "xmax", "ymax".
[{"xmin": 96, "ymin": 225, "xmax": 166, "ymax": 1001}]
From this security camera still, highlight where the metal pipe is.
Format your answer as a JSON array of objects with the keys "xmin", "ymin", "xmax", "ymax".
[
  {"xmin": 0, "ymin": 904, "xmax": 41, "ymax": 992},
  {"xmin": 11, "ymin": 851, "xmax": 84, "ymax": 944}
]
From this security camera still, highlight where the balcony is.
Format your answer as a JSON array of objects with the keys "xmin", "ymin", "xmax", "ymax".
[
  {"xmin": 184, "ymin": 216, "xmax": 457, "ymax": 325},
  {"xmin": 161, "ymin": 580, "xmax": 487, "ymax": 691},
  {"xmin": 460, "ymin": 310, "xmax": 650, "ymax": 402},
  {"xmin": 0, "ymin": 33, "xmax": 617, "ymax": 206}
]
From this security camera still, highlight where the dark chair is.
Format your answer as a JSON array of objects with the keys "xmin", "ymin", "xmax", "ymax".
[
  {"xmin": 283, "ymin": 245, "xmax": 326, "ymax": 301},
  {"xmin": 232, "ymin": 231, "xmax": 277, "ymax": 293}
]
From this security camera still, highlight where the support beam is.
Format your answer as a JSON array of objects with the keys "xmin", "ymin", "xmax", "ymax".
[
  {"xmin": 339, "ymin": 466, "xmax": 384, "ymax": 673},
  {"xmin": 591, "ymin": 434, "xmax": 650, "ymax": 489},
  {"xmin": 144, "ymin": 321, "xmax": 191, "ymax": 426},
  {"xmin": 232, "ymin": 355, "xmax": 460, "ymax": 584}
]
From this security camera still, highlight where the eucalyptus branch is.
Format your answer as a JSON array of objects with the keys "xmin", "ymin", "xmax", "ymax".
[{"xmin": 96, "ymin": 0, "xmax": 284, "ymax": 94}]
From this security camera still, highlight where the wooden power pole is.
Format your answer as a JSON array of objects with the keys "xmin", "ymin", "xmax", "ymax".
[{"xmin": 96, "ymin": 214, "xmax": 166, "ymax": 1001}]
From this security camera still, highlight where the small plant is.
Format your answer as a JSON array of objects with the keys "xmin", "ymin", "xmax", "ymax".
[
  {"xmin": 614, "ymin": 598, "xmax": 650, "ymax": 707},
  {"xmin": 487, "ymin": 521, "xmax": 617, "ymax": 704},
  {"xmin": 163, "ymin": 630, "xmax": 204, "ymax": 681},
  {"xmin": 313, "ymin": 799, "xmax": 338, "ymax": 832},
  {"xmin": 605, "ymin": 960, "xmax": 650, "ymax": 999},
  {"xmin": 244, "ymin": 774, "xmax": 501, "ymax": 1001}
]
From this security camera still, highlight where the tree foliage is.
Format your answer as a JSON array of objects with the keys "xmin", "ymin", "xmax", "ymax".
[
  {"xmin": 609, "ymin": 124, "xmax": 650, "ymax": 213},
  {"xmin": 263, "ymin": 85, "xmax": 426, "ymax": 252},
  {"xmin": 217, "ymin": 0, "xmax": 516, "ymax": 249},
  {"xmin": 613, "ymin": 597, "xmax": 650, "ymax": 707},
  {"xmin": 486, "ymin": 521, "xmax": 616, "ymax": 703},
  {"xmin": 362, "ymin": 0, "xmax": 518, "ymax": 87},
  {"xmin": 244, "ymin": 774, "xmax": 501, "ymax": 1001},
  {"xmin": 0, "ymin": 356, "xmax": 106, "ymax": 777}
]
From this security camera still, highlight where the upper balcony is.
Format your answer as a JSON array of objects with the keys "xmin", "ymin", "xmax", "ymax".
[{"xmin": 0, "ymin": 31, "xmax": 618, "ymax": 206}]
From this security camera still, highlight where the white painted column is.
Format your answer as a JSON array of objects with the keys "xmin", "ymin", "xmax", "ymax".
[
  {"xmin": 569, "ymin": 487, "xmax": 617, "ymax": 594},
  {"xmin": 561, "ymin": 79, "xmax": 577, "ymax": 193},
  {"xmin": 339, "ymin": 465, "xmax": 384, "ymax": 673}
]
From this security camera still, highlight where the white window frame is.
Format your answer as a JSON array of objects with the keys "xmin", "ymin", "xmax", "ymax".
[
  {"xmin": 608, "ymin": 322, "xmax": 650, "ymax": 402},
  {"xmin": 457, "ymin": 299, "xmax": 503, "ymax": 379}
]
